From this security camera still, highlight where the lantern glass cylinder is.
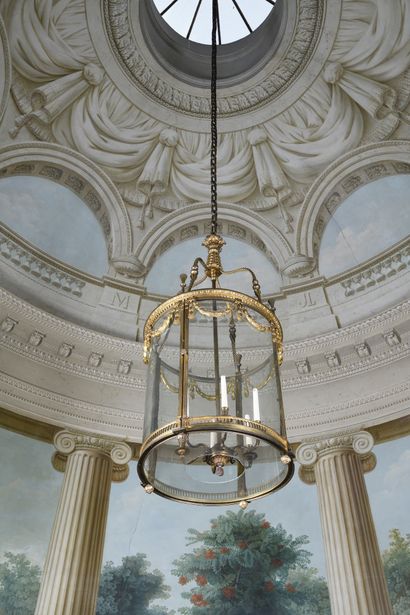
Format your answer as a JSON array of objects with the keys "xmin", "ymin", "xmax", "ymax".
[{"xmin": 138, "ymin": 289, "xmax": 293, "ymax": 505}]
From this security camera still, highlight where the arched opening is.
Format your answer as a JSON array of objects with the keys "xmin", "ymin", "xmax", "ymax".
[
  {"xmin": 0, "ymin": 176, "xmax": 109, "ymax": 277},
  {"xmin": 318, "ymin": 175, "xmax": 410, "ymax": 278}
]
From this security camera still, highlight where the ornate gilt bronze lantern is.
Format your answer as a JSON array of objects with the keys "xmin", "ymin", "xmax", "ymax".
[{"xmin": 137, "ymin": 0, "xmax": 294, "ymax": 505}]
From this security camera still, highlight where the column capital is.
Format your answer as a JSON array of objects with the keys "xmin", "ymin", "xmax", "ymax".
[
  {"xmin": 296, "ymin": 430, "xmax": 375, "ymax": 484},
  {"xmin": 52, "ymin": 430, "xmax": 133, "ymax": 482}
]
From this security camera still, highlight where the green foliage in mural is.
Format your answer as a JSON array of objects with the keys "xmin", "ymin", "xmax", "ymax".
[
  {"xmin": 0, "ymin": 552, "xmax": 40, "ymax": 615},
  {"xmin": 285, "ymin": 568, "xmax": 331, "ymax": 614},
  {"xmin": 383, "ymin": 529, "xmax": 410, "ymax": 615},
  {"xmin": 172, "ymin": 509, "xmax": 330, "ymax": 615},
  {"xmin": 97, "ymin": 554, "xmax": 172, "ymax": 615}
]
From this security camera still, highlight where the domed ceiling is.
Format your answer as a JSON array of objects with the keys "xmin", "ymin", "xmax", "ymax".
[{"xmin": 0, "ymin": 0, "xmax": 409, "ymax": 444}]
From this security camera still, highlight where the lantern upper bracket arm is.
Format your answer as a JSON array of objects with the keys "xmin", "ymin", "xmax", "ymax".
[
  {"xmin": 187, "ymin": 257, "xmax": 208, "ymax": 291},
  {"xmin": 221, "ymin": 265, "xmax": 262, "ymax": 302}
]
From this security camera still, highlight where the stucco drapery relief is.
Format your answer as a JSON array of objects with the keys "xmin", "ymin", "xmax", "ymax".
[
  {"xmin": 0, "ymin": 13, "xmax": 11, "ymax": 126},
  {"xmin": 1, "ymin": 0, "xmax": 410, "ymax": 273}
]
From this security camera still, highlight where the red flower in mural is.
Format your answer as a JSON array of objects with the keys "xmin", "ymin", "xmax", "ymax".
[
  {"xmin": 220, "ymin": 547, "xmax": 230, "ymax": 554},
  {"xmin": 191, "ymin": 593, "xmax": 205, "ymax": 605},
  {"xmin": 264, "ymin": 580, "xmax": 275, "ymax": 592},
  {"xmin": 196, "ymin": 575, "xmax": 208, "ymax": 586},
  {"xmin": 179, "ymin": 575, "xmax": 188, "ymax": 585},
  {"xmin": 285, "ymin": 583, "xmax": 296, "ymax": 593},
  {"xmin": 238, "ymin": 540, "xmax": 248, "ymax": 550},
  {"xmin": 204, "ymin": 549, "xmax": 215, "ymax": 560},
  {"xmin": 271, "ymin": 558, "xmax": 283, "ymax": 568},
  {"xmin": 222, "ymin": 586, "xmax": 236, "ymax": 599},
  {"xmin": 261, "ymin": 521, "xmax": 271, "ymax": 529}
]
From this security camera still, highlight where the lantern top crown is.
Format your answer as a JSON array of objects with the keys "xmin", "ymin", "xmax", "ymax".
[{"xmin": 202, "ymin": 233, "xmax": 225, "ymax": 281}]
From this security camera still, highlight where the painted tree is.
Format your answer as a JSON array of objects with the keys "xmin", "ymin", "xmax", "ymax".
[
  {"xmin": 383, "ymin": 529, "xmax": 410, "ymax": 614},
  {"xmin": 97, "ymin": 554, "xmax": 172, "ymax": 615},
  {"xmin": 0, "ymin": 552, "xmax": 41, "ymax": 615},
  {"xmin": 172, "ymin": 509, "xmax": 326, "ymax": 615},
  {"xmin": 285, "ymin": 567, "xmax": 330, "ymax": 614}
]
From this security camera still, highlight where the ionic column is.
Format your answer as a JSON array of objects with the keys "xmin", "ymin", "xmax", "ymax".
[
  {"xmin": 35, "ymin": 431, "xmax": 132, "ymax": 615},
  {"xmin": 296, "ymin": 431, "xmax": 393, "ymax": 615}
]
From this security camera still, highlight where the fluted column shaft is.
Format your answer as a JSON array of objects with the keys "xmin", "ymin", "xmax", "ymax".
[
  {"xmin": 35, "ymin": 431, "xmax": 132, "ymax": 615},
  {"xmin": 297, "ymin": 432, "xmax": 393, "ymax": 615}
]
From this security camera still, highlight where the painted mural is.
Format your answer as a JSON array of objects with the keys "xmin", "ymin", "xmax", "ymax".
[
  {"xmin": 0, "ymin": 427, "xmax": 408, "ymax": 614},
  {"xmin": 0, "ymin": 176, "xmax": 109, "ymax": 277},
  {"xmin": 318, "ymin": 175, "xmax": 410, "ymax": 278}
]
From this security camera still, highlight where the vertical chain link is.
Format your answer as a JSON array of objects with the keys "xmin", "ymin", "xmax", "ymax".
[{"xmin": 211, "ymin": 0, "xmax": 218, "ymax": 235}]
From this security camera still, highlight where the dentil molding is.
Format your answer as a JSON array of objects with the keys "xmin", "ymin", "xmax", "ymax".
[{"xmin": 1, "ymin": 285, "xmax": 410, "ymax": 441}]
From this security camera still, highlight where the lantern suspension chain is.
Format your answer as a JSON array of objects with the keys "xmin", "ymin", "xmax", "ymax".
[{"xmin": 210, "ymin": 0, "xmax": 219, "ymax": 236}]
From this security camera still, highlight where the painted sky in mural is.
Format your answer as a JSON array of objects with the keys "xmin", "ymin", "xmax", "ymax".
[
  {"xmin": 0, "ymin": 176, "xmax": 109, "ymax": 277},
  {"xmin": 319, "ymin": 175, "xmax": 410, "ymax": 278}
]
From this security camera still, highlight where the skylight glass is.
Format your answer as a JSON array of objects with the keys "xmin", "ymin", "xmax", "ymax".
[{"xmin": 153, "ymin": 0, "xmax": 274, "ymax": 44}]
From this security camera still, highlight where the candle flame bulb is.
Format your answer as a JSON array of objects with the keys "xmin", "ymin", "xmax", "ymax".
[
  {"xmin": 252, "ymin": 388, "xmax": 260, "ymax": 421},
  {"xmin": 244, "ymin": 415, "xmax": 254, "ymax": 447},
  {"xmin": 221, "ymin": 375, "xmax": 228, "ymax": 410}
]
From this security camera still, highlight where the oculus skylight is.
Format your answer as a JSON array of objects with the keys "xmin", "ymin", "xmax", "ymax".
[{"xmin": 153, "ymin": 0, "xmax": 275, "ymax": 44}]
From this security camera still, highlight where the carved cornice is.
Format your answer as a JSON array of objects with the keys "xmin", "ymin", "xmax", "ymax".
[
  {"xmin": 287, "ymin": 380, "xmax": 410, "ymax": 432},
  {"xmin": 0, "ymin": 288, "xmax": 139, "ymax": 357},
  {"xmin": 52, "ymin": 429, "xmax": 133, "ymax": 481},
  {"xmin": 2, "ymin": 316, "xmax": 409, "ymax": 392},
  {"xmin": 283, "ymin": 341, "xmax": 410, "ymax": 389},
  {"xmin": 2, "ymin": 286, "xmax": 410, "ymax": 390},
  {"xmin": 0, "ymin": 332, "xmax": 144, "ymax": 388},
  {"xmin": 0, "ymin": 372, "xmax": 143, "ymax": 434},
  {"xmin": 284, "ymin": 298, "xmax": 410, "ymax": 356},
  {"xmin": 104, "ymin": 0, "xmax": 325, "ymax": 118}
]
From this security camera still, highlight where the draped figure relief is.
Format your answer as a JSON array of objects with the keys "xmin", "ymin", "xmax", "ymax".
[{"xmin": 1, "ymin": 0, "xmax": 410, "ymax": 273}]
